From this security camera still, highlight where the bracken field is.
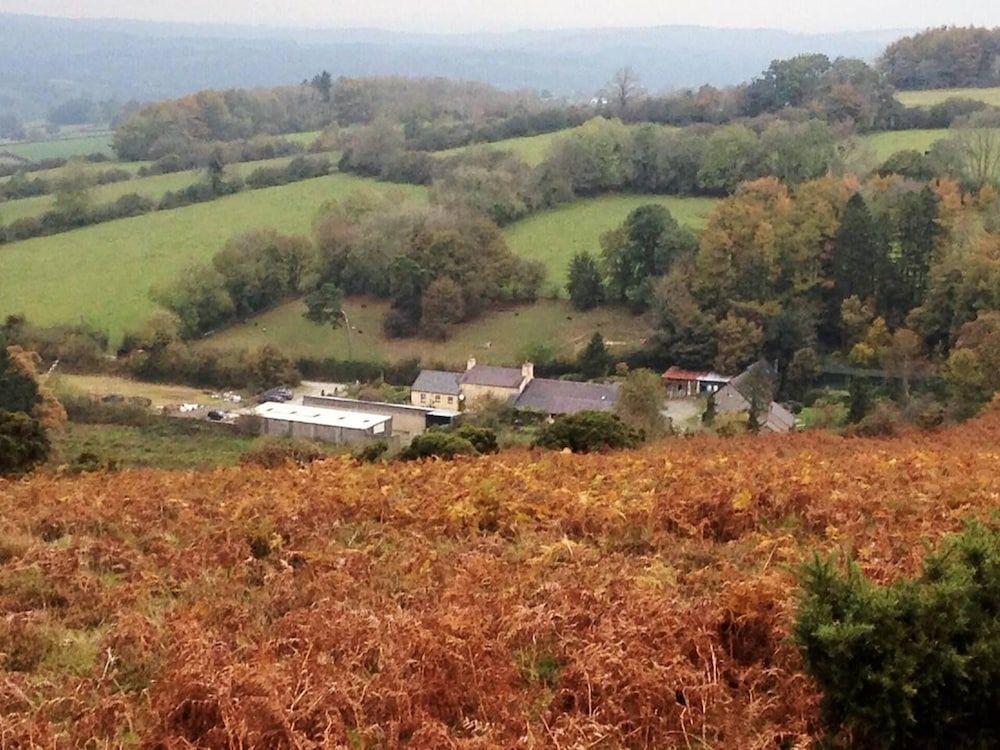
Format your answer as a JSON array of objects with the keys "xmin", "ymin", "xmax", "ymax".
[{"xmin": 3, "ymin": 411, "xmax": 1000, "ymax": 747}]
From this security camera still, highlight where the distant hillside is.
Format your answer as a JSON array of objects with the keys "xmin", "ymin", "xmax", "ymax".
[{"xmin": 0, "ymin": 13, "xmax": 906, "ymax": 120}]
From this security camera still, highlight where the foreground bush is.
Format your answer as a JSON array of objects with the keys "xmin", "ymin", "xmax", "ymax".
[
  {"xmin": 0, "ymin": 411, "xmax": 50, "ymax": 475},
  {"xmin": 533, "ymin": 411, "xmax": 642, "ymax": 453},
  {"xmin": 398, "ymin": 431, "xmax": 478, "ymax": 460},
  {"xmin": 455, "ymin": 425, "xmax": 499, "ymax": 454},
  {"xmin": 795, "ymin": 523, "xmax": 1000, "ymax": 748},
  {"xmin": 239, "ymin": 438, "xmax": 325, "ymax": 468}
]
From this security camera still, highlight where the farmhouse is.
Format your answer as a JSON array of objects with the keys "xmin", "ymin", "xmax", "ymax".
[
  {"xmin": 410, "ymin": 370, "xmax": 463, "ymax": 410},
  {"xmin": 713, "ymin": 361, "xmax": 796, "ymax": 433},
  {"xmin": 411, "ymin": 359, "xmax": 621, "ymax": 417},
  {"xmin": 255, "ymin": 402, "xmax": 392, "ymax": 444},
  {"xmin": 513, "ymin": 378, "xmax": 620, "ymax": 418},
  {"xmin": 460, "ymin": 358, "xmax": 534, "ymax": 406}
]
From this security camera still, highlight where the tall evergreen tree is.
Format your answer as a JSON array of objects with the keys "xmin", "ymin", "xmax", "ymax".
[
  {"xmin": 833, "ymin": 193, "xmax": 888, "ymax": 309},
  {"xmin": 578, "ymin": 332, "xmax": 614, "ymax": 380},
  {"xmin": 895, "ymin": 186, "xmax": 940, "ymax": 314}
]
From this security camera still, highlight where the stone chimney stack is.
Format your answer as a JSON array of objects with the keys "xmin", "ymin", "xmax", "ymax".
[
  {"xmin": 466, "ymin": 357, "xmax": 477, "ymax": 371},
  {"xmin": 521, "ymin": 361, "xmax": 534, "ymax": 388}
]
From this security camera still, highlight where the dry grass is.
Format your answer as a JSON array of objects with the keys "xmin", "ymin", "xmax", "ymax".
[{"xmin": 2, "ymin": 410, "xmax": 999, "ymax": 746}]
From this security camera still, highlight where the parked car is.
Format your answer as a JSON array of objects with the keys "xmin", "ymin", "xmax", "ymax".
[
  {"xmin": 207, "ymin": 410, "xmax": 225, "ymax": 422},
  {"xmin": 258, "ymin": 386, "xmax": 294, "ymax": 403}
]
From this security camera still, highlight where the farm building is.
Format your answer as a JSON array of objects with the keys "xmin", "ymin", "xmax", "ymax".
[
  {"xmin": 255, "ymin": 402, "xmax": 392, "ymax": 445},
  {"xmin": 513, "ymin": 378, "xmax": 620, "ymax": 418},
  {"xmin": 713, "ymin": 361, "xmax": 795, "ymax": 433},
  {"xmin": 410, "ymin": 370, "xmax": 463, "ymax": 410},
  {"xmin": 460, "ymin": 359, "xmax": 534, "ymax": 406},
  {"xmin": 303, "ymin": 394, "xmax": 458, "ymax": 441},
  {"xmin": 662, "ymin": 367, "xmax": 730, "ymax": 399}
]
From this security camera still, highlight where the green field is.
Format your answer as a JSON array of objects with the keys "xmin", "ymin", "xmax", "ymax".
[
  {"xmin": 0, "ymin": 174, "xmax": 426, "ymax": 343},
  {"xmin": 439, "ymin": 128, "xmax": 583, "ymax": 166},
  {"xmin": 862, "ymin": 129, "xmax": 951, "ymax": 160},
  {"xmin": 504, "ymin": 194, "xmax": 719, "ymax": 286},
  {"xmin": 50, "ymin": 421, "xmax": 257, "ymax": 470},
  {"xmin": 0, "ymin": 133, "xmax": 114, "ymax": 161},
  {"xmin": 897, "ymin": 87, "xmax": 1000, "ymax": 108},
  {"xmin": 202, "ymin": 297, "xmax": 654, "ymax": 366},
  {"xmin": 0, "ymin": 156, "xmax": 299, "ymax": 223}
]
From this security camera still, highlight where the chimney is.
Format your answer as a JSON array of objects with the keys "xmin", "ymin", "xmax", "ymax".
[
  {"xmin": 466, "ymin": 357, "xmax": 477, "ymax": 371},
  {"xmin": 521, "ymin": 361, "xmax": 534, "ymax": 389}
]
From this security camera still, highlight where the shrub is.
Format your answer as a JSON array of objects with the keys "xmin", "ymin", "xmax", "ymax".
[
  {"xmin": 354, "ymin": 440, "xmax": 389, "ymax": 463},
  {"xmin": 0, "ymin": 619, "xmax": 52, "ymax": 672},
  {"xmin": 533, "ymin": 411, "xmax": 642, "ymax": 453},
  {"xmin": 239, "ymin": 438, "xmax": 325, "ymax": 468},
  {"xmin": 845, "ymin": 400, "xmax": 901, "ymax": 437},
  {"xmin": 795, "ymin": 523, "xmax": 1000, "ymax": 748},
  {"xmin": 0, "ymin": 410, "xmax": 50, "ymax": 475},
  {"xmin": 398, "ymin": 431, "xmax": 478, "ymax": 461},
  {"xmin": 455, "ymin": 425, "xmax": 499, "ymax": 455}
]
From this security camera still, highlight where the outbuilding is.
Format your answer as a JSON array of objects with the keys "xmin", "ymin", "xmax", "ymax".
[{"xmin": 254, "ymin": 402, "xmax": 392, "ymax": 445}]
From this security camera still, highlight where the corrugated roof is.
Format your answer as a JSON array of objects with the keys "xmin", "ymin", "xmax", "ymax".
[
  {"xmin": 254, "ymin": 402, "xmax": 391, "ymax": 430},
  {"xmin": 460, "ymin": 364, "xmax": 524, "ymax": 388},
  {"xmin": 514, "ymin": 378, "xmax": 620, "ymax": 415},
  {"xmin": 411, "ymin": 369, "xmax": 462, "ymax": 395}
]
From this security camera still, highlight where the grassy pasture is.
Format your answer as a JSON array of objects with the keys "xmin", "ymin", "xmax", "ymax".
[
  {"xmin": 201, "ymin": 297, "xmax": 654, "ymax": 367},
  {"xmin": 861, "ymin": 129, "xmax": 951, "ymax": 161},
  {"xmin": 896, "ymin": 87, "xmax": 1000, "ymax": 108},
  {"xmin": 0, "ymin": 156, "xmax": 299, "ymax": 223},
  {"xmin": 0, "ymin": 133, "xmax": 115, "ymax": 161},
  {"xmin": 0, "ymin": 174, "xmax": 426, "ymax": 343},
  {"xmin": 504, "ymin": 194, "xmax": 719, "ymax": 286},
  {"xmin": 50, "ymin": 421, "xmax": 257, "ymax": 470},
  {"xmin": 438, "ymin": 128, "xmax": 583, "ymax": 165}
]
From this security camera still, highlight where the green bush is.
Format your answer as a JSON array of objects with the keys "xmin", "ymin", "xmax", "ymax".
[
  {"xmin": 398, "ymin": 432, "xmax": 478, "ymax": 461},
  {"xmin": 354, "ymin": 440, "xmax": 389, "ymax": 463},
  {"xmin": 239, "ymin": 438, "xmax": 325, "ymax": 468},
  {"xmin": 794, "ymin": 523, "xmax": 1000, "ymax": 749},
  {"xmin": 533, "ymin": 411, "xmax": 642, "ymax": 453},
  {"xmin": 455, "ymin": 425, "xmax": 499, "ymax": 455},
  {"xmin": 0, "ymin": 410, "xmax": 50, "ymax": 475}
]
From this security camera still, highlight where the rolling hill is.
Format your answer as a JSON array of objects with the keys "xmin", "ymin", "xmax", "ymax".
[{"xmin": 0, "ymin": 174, "xmax": 426, "ymax": 342}]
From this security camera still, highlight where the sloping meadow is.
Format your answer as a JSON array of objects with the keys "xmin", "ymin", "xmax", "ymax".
[{"xmin": 2, "ymin": 412, "xmax": 1000, "ymax": 747}]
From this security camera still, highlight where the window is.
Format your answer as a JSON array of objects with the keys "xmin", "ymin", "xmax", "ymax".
[
  {"xmin": 447, "ymin": 396, "xmax": 454, "ymax": 404},
  {"xmin": 434, "ymin": 394, "xmax": 441, "ymax": 402},
  {"xmin": 419, "ymin": 393, "xmax": 426, "ymax": 402}
]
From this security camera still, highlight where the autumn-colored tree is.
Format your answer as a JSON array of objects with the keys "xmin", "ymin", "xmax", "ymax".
[
  {"xmin": 615, "ymin": 368, "xmax": 668, "ymax": 439},
  {"xmin": 714, "ymin": 314, "xmax": 764, "ymax": 375},
  {"xmin": 421, "ymin": 277, "xmax": 465, "ymax": 340}
]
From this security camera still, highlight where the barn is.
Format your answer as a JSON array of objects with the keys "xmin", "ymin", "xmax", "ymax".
[{"xmin": 254, "ymin": 402, "xmax": 392, "ymax": 445}]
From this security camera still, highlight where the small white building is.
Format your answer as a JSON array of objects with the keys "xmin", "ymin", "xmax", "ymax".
[{"xmin": 254, "ymin": 402, "xmax": 392, "ymax": 445}]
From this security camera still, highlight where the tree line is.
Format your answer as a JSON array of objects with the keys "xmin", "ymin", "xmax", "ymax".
[{"xmin": 881, "ymin": 27, "xmax": 1000, "ymax": 90}]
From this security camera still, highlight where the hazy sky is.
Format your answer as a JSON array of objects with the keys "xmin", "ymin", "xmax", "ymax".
[{"xmin": 2, "ymin": 0, "xmax": 999, "ymax": 34}]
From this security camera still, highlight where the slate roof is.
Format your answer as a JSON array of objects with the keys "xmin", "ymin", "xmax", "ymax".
[
  {"xmin": 729, "ymin": 360, "xmax": 779, "ymax": 401},
  {"xmin": 514, "ymin": 378, "xmax": 620, "ymax": 415},
  {"xmin": 460, "ymin": 364, "xmax": 525, "ymax": 389},
  {"xmin": 411, "ymin": 369, "xmax": 462, "ymax": 396}
]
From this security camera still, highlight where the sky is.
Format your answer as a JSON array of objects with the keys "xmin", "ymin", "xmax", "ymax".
[{"xmin": 1, "ymin": 0, "xmax": 998, "ymax": 34}]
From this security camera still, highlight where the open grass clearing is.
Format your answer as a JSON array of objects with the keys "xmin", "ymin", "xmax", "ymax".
[
  {"xmin": 0, "ymin": 132, "xmax": 115, "ymax": 161},
  {"xmin": 504, "ymin": 193, "xmax": 719, "ymax": 286},
  {"xmin": 0, "ymin": 156, "xmax": 300, "ymax": 223},
  {"xmin": 438, "ymin": 127, "xmax": 583, "ymax": 166},
  {"xmin": 201, "ymin": 296, "xmax": 654, "ymax": 367},
  {"xmin": 50, "ymin": 373, "xmax": 232, "ymax": 410},
  {"xmin": 861, "ymin": 129, "xmax": 951, "ymax": 161},
  {"xmin": 49, "ymin": 421, "xmax": 257, "ymax": 470},
  {"xmin": 896, "ymin": 87, "xmax": 1000, "ymax": 108},
  {"xmin": 0, "ymin": 174, "xmax": 427, "ymax": 344}
]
